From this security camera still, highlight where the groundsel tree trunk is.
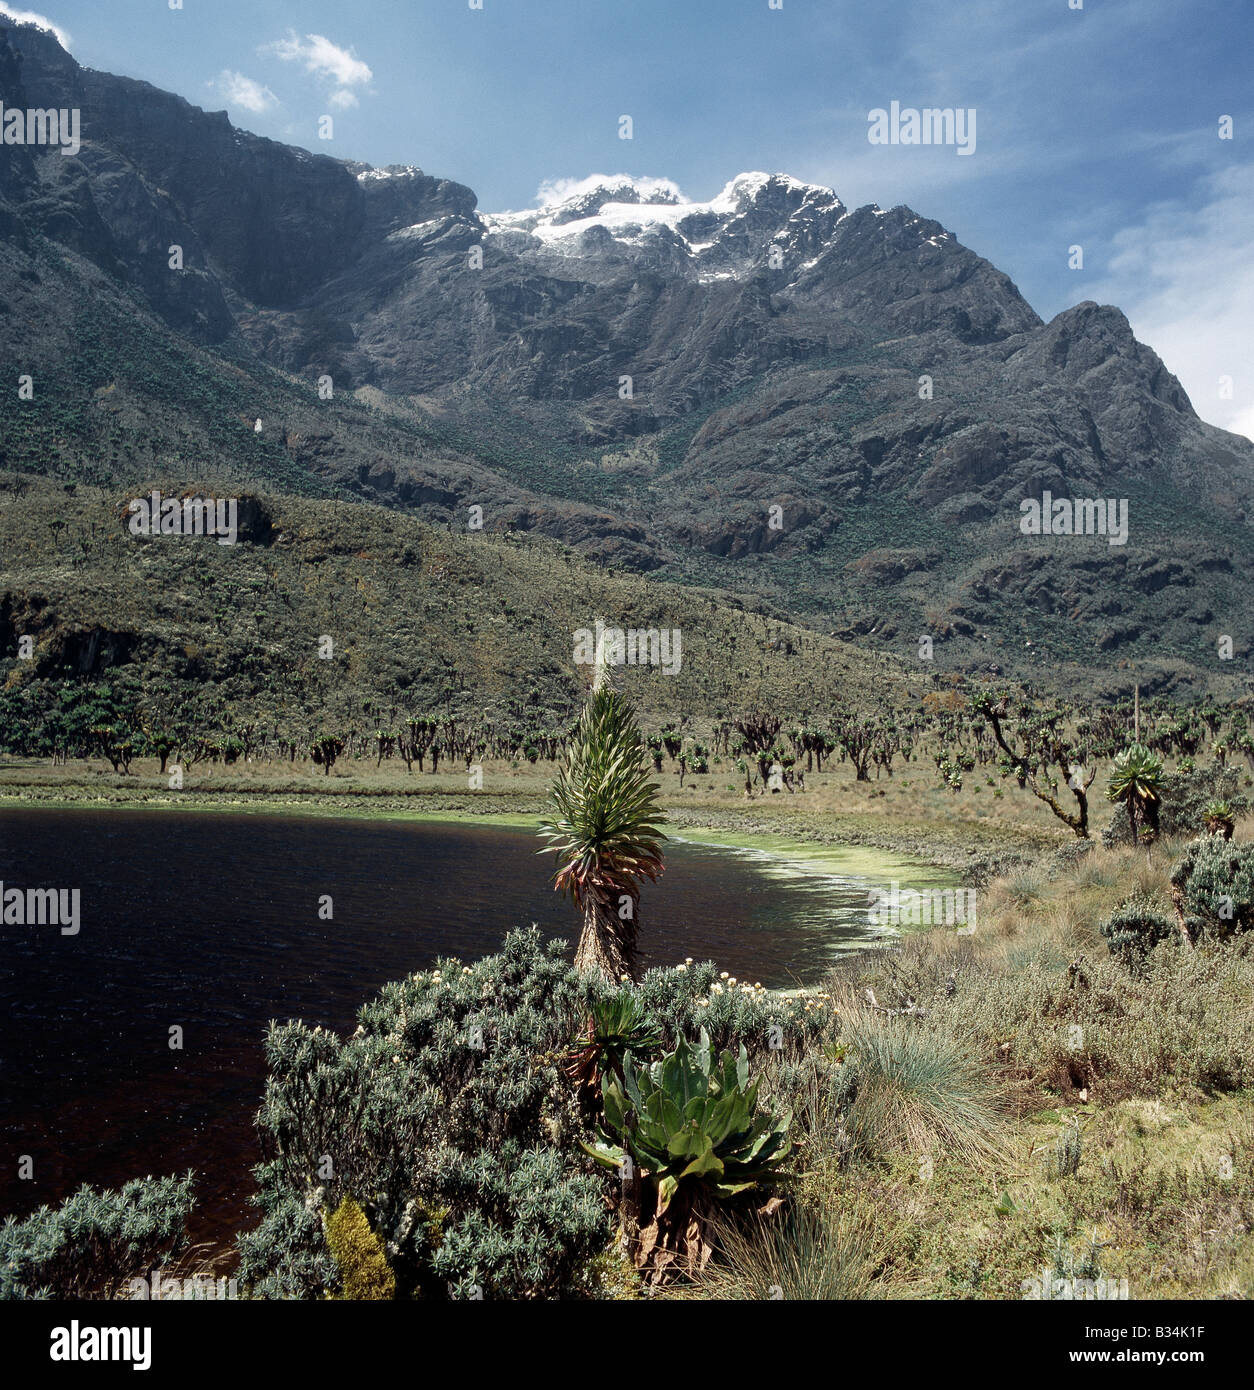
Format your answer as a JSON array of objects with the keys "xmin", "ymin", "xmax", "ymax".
[{"xmin": 573, "ymin": 887, "xmax": 639, "ymax": 983}]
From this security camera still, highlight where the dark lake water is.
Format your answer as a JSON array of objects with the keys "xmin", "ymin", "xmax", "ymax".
[{"xmin": 0, "ymin": 807, "xmax": 894, "ymax": 1254}]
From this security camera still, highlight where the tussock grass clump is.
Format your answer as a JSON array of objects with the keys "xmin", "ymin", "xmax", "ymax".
[
  {"xmin": 1073, "ymin": 854, "xmax": 1115, "ymax": 890},
  {"xmin": 704, "ymin": 1203, "xmax": 884, "ymax": 1301},
  {"xmin": 1002, "ymin": 867, "xmax": 1047, "ymax": 908},
  {"xmin": 834, "ymin": 998, "xmax": 1011, "ymax": 1167}
]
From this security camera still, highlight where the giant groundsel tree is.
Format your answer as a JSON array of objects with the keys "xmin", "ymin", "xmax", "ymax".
[{"xmin": 539, "ymin": 635, "xmax": 667, "ymax": 982}]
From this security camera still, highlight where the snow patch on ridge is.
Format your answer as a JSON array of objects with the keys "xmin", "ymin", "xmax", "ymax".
[
  {"xmin": 484, "ymin": 171, "xmax": 844, "ymax": 247},
  {"xmin": 478, "ymin": 171, "xmax": 954, "ymax": 283},
  {"xmin": 534, "ymin": 173, "xmax": 685, "ymax": 209},
  {"xmin": 356, "ymin": 164, "xmax": 423, "ymax": 182}
]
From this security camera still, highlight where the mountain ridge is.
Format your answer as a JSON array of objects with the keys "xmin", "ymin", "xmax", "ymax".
[{"xmin": 1, "ymin": 16, "xmax": 1251, "ymax": 697}]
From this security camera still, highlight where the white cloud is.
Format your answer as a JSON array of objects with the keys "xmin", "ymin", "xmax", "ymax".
[
  {"xmin": 213, "ymin": 70, "xmax": 278, "ymax": 116},
  {"xmin": 1090, "ymin": 163, "xmax": 1254, "ymax": 442},
  {"xmin": 0, "ymin": 3, "xmax": 71, "ymax": 50},
  {"xmin": 261, "ymin": 31, "xmax": 372, "ymax": 111}
]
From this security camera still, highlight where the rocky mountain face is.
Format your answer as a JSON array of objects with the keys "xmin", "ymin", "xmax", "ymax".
[{"xmin": 2, "ymin": 17, "xmax": 1251, "ymax": 694}]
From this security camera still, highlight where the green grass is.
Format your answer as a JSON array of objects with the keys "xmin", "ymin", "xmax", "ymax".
[
  {"xmin": 701, "ymin": 1203, "xmax": 886, "ymax": 1301},
  {"xmin": 758, "ymin": 834, "xmax": 1254, "ymax": 1300},
  {"xmin": 837, "ymin": 1002, "xmax": 1012, "ymax": 1168},
  {"xmin": 0, "ymin": 475, "xmax": 919, "ymax": 760}
]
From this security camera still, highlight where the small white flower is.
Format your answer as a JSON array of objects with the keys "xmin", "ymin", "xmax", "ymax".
[
  {"xmin": 676, "ymin": 963, "xmax": 688, "ymax": 973},
  {"xmin": 720, "ymin": 971, "xmax": 729, "ymax": 980}
]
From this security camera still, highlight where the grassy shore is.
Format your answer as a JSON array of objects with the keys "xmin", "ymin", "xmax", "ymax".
[{"xmin": 744, "ymin": 827, "xmax": 1254, "ymax": 1301}]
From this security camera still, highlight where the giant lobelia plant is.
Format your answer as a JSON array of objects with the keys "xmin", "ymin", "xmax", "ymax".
[{"xmin": 582, "ymin": 1029, "xmax": 792, "ymax": 1282}]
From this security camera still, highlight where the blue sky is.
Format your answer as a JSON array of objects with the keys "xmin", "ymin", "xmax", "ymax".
[{"xmin": 5, "ymin": 0, "xmax": 1251, "ymax": 437}]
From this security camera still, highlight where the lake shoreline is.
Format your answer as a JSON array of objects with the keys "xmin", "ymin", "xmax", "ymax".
[{"xmin": 0, "ymin": 770, "xmax": 1037, "ymax": 881}]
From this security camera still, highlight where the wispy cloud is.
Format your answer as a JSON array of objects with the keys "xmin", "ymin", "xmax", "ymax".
[
  {"xmin": 0, "ymin": 2, "xmax": 71, "ymax": 50},
  {"xmin": 1090, "ymin": 162, "xmax": 1254, "ymax": 441},
  {"xmin": 212, "ymin": 70, "xmax": 278, "ymax": 116},
  {"xmin": 261, "ymin": 31, "xmax": 373, "ymax": 111}
]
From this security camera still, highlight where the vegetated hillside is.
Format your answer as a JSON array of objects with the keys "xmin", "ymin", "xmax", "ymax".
[
  {"xmin": 0, "ymin": 476, "xmax": 917, "ymax": 739},
  {"xmin": 2, "ymin": 17, "xmax": 1253, "ymax": 695}
]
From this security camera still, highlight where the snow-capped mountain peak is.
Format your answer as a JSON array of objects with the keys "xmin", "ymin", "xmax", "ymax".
[{"xmin": 482, "ymin": 171, "xmax": 850, "ymax": 279}]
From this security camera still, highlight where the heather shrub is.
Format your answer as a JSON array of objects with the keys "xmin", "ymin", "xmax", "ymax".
[
  {"xmin": 636, "ymin": 958, "xmax": 834, "ymax": 1056},
  {"xmin": 234, "ymin": 1190, "xmax": 331, "ymax": 1300},
  {"xmin": 426, "ymin": 1143, "xmax": 611, "ymax": 1298},
  {"xmin": 1049, "ymin": 838, "xmax": 1094, "ymax": 873},
  {"xmin": 235, "ymin": 927, "xmax": 611, "ymax": 1299},
  {"xmin": 0, "ymin": 1173, "xmax": 195, "ymax": 1300},
  {"xmin": 1170, "ymin": 836, "xmax": 1254, "ymax": 942},
  {"xmin": 1100, "ymin": 896, "xmax": 1177, "ymax": 967}
]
